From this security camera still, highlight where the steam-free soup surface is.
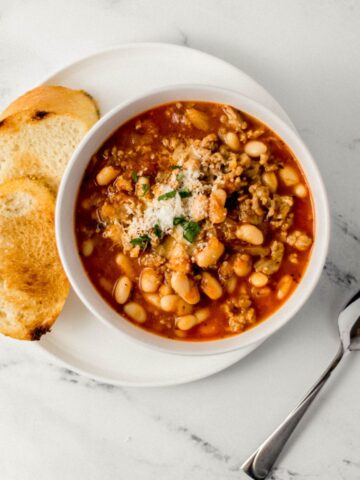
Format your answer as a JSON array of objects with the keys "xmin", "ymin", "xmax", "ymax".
[{"xmin": 75, "ymin": 101, "xmax": 314, "ymax": 341}]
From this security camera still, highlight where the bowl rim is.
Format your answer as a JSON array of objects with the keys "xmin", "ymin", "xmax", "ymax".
[{"xmin": 55, "ymin": 84, "xmax": 330, "ymax": 356}]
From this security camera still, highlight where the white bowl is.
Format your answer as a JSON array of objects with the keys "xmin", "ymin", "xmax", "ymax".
[{"xmin": 56, "ymin": 85, "xmax": 330, "ymax": 355}]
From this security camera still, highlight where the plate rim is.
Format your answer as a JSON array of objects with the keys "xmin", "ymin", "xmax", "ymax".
[
  {"xmin": 35, "ymin": 339, "xmax": 261, "ymax": 387},
  {"xmin": 34, "ymin": 41, "xmax": 293, "ymax": 386},
  {"xmin": 40, "ymin": 41, "xmax": 293, "ymax": 127}
]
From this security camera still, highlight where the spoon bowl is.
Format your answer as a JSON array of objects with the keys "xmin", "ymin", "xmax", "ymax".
[{"xmin": 339, "ymin": 291, "xmax": 360, "ymax": 351}]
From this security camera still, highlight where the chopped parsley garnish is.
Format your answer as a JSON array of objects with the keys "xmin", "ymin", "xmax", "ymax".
[
  {"xmin": 170, "ymin": 165, "xmax": 181, "ymax": 170},
  {"xmin": 178, "ymin": 188, "xmax": 192, "ymax": 198},
  {"xmin": 158, "ymin": 188, "xmax": 192, "ymax": 201},
  {"xmin": 142, "ymin": 183, "xmax": 150, "ymax": 195},
  {"xmin": 182, "ymin": 221, "xmax": 201, "ymax": 243},
  {"xmin": 154, "ymin": 224, "xmax": 162, "ymax": 238},
  {"xmin": 131, "ymin": 171, "xmax": 138, "ymax": 183},
  {"xmin": 173, "ymin": 216, "xmax": 186, "ymax": 226},
  {"xmin": 176, "ymin": 173, "xmax": 184, "ymax": 181},
  {"xmin": 173, "ymin": 216, "xmax": 200, "ymax": 242},
  {"xmin": 130, "ymin": 235, "xmax": 150, "ymax": 249},
  {"xmin": 158, "ymin": 190, "xmax": 177, "ymax": 200}
]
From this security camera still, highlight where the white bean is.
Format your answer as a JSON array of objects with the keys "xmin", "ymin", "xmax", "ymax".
[
  {"xmin": 244, "ymin": 140, "xmax": 267, "ymax": 157},
  {"xmin": 236, "ymin": 224, "xmax": 264, "ymax": 245},
  {"xmin": 144, "ymin": 293, "xmax": 162, "ymax": 309},
  {"xmin": 194, "ymin": 308, "xmax": 210, "ymax": 322},
  {"xmin": 171, "ymin": 272, "xmax": 200, "ymax": 305},
  {"xmin": 160, "ymin": 294, "xmax": 181, "ymax": 312},
  {"xmin": 115, "ymin": 253, "xmax": 136, "ymax": 280},
  {"xmin": 159, "ymin": 284, "xmax": 173, "ymax": 296},
  {"xmin": 262, "ymin": 172, "xmax": 278, "ymax": 193},
  {"xmin": 82, "ymin": 239, "xmax": 94, "ymax": 257},
  {"xmin": 294, "ymin": 184, "xmax": 307, "ymax": 198},
  {"xmin": 96, "ymin": 166, "xmax": 119, "ymax": 186},
  {"xmin": 223, "ymin": 131, "xmax": 241, "ymax": 151},
  {"xmin": 249, "ymin": 272, "xmax": 268, "ymax": 288},
  {"xmin": 175, "ymin": 314, "xmax": 198, "ymax": 331},
  {"xmin": 186, "ymin": 108, "xmax": 210, "ymax": 131},
  {"xmin": 114, "ymin": 276, "xmax": 132, "ymax": 304},
  {"xmin": 124, "ymin": 302, "xmax": 147, "ymax": 323},
  {"xmin": 160, "ymin": 294, "xmax": 192, "ymax": 315},
  {"xmin": 279, "ymin": 166, "xmax": 299, "ymax": 186},
  {"xmin": 201, "ymin": 272, "xmax": 223, "ymax": 300},
  {"xmin": 196, "ymin": 237, "xmax": 225, "ymax": 268},
  {"xmin": 277, "ymin": 275, "xmax": 293, "ymax": 300},
  {"xmin": 139, "ymin": 268, "xmax": 161, "ymax": 293}
]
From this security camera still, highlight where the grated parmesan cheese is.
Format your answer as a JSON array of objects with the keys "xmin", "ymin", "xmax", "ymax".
[
  {"xmin": 120, "ymin": 167, "xmax": 210, "ymax": 244},
  {"xmin": 125, "ymin": 191, "xmax": 183, "ymax": 240},
  {"xmin": 144, "ymin": 193, "xmax": 184, "ymax": 232}
]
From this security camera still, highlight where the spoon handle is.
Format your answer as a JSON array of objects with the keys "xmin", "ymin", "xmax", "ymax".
[{"xmin": 241, "ymin": 345, "xmax": 345, "ymax": 479}]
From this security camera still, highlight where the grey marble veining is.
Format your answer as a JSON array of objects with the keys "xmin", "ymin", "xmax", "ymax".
[{"xmin": 0, "ymin": 0, "xmax": 360, "ymax": 479}]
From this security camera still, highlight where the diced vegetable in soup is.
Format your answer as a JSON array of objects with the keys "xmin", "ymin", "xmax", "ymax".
[{"xmin": 75, "ymin": 102, "xmax": 314, "ymax": 341}]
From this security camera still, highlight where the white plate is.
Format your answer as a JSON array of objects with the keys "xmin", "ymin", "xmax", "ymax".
[{"xmin": 37, "ymin": 42, "xmax": 293, "ymax": 387}]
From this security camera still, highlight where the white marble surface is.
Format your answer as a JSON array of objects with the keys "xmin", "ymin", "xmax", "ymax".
[{"xmin": 0, "ymin": 0, "xmax": 360, "ymax": 478}]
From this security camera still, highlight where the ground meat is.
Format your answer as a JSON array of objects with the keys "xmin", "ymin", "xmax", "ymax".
[
  {"xmin": 239, "ymin": 198, "xmax": 264, "ymax": 225},
  {"xmin": 200, "ymin": 133, "xmax": 218, "ymax": 151},
  {"xmin": 287, "ymin": 230, "xmax": 313, "ymax": 251},
  {"xmin": 224, "ymin": 294, "xmax": 256, "ymax": 332},
  {"xmin": 268, "ymin": 195, "xmax": 294, "ymax": 229},
  {"xmin": 218, "ymin": 260, "xmax": 234, "ymax": 282},
  {"xmin": 249, "ymin": 183, "xmax": 272, "ymax": 216},
  {"xmin": 139, "ymin": 251, "xmax": 166, "ymax": 268},
  {"xmin": 103, "ymin": 223, "xmax": 123, "ymax": 245},
  {"xmin": 254, "ymin": 240, "xmax": 285, "ymax": 274},
  {"xmin": 221, "ymin": 105, "xmax": 247, "ymax": 132},
  {"xmin": 216, "ymin": 218, "xmax": 238, "ymax": 242}
]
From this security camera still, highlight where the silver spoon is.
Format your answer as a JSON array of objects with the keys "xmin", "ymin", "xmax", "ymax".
[{"xmin": 241, "ymin": 291, "xmax": 360, "ymax": 479}]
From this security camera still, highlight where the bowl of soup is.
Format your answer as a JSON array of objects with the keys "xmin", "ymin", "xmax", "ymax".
[{"xmin": 56, "ymin": 85, "xmax": 329, "ymax": 355}]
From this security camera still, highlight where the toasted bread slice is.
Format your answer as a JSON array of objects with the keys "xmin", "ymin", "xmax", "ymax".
[
  {"xmin": 0, "ymin": 85, "xmax": 99, "ymax": 130},
  {"xmin": 0, "ymin": 177, "xmax": 69, "ymax": 340},
  {"xmin": 0, "ymin": 108, "xmax": 96, "ymax": 191}
]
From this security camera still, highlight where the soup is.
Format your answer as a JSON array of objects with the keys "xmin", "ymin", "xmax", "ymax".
[{"xmin": 75, "ymin": 101, "xmax": 314, "ymax": 341}]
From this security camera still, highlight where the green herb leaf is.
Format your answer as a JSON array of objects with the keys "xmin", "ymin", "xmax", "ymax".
[
  {"xmin": 158, "ymin": 190, "xmax": 177, "ymax": 201},
  {"xmin": 170, "ymin": 165, "xmax": 181, "ymax": 170},
  {"xmin": 131, "ymin": 171, "xmax": 138, "ymax": 183},
  {"xmin": 142, "ymin": 183, "xmax": 150, "ymax": 195},
  {"xmin": 179, "ymin": 188, "xmax": 192, "ymax": 199},
  {"xmin": 154, "ymin": 224, "xmax": 162, "ymax": 238},
  {"xmin": 158, "ymin": 188, "xmax": 191, "ymax": 201},
  {"xmin": 182, "ymin": 221, "xmax": 201, "ymax": 243},
  {"xmin": 173, "ymin": 216, "xmax": 186, "ymax": 226},
  {"xmin": 176, "ymin": 173, "xmax": 184, "ymax": 181},
  {"xmin": 130, "ymin": 235, "xmax": 151, "ymax": 249}
]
